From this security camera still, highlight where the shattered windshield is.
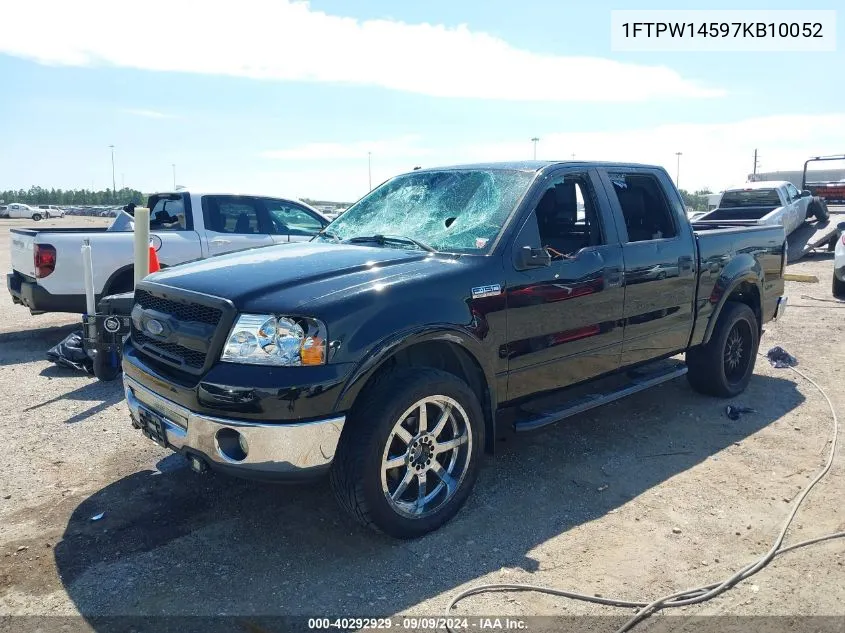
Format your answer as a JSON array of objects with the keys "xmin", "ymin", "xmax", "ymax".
[{"xmin": 320, "ymin": 169, "xmax": 536, "ymax": 253}]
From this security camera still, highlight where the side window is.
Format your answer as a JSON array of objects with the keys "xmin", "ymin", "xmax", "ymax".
[
  {"xmin": 532, "ymin": 173, "xmax": 604, "ymax": 258},
  {"xmin": 265, "ymin": 200, "xmax": 326, "ymax": 236},
  {"xmin": 149, "ymin": 195, "xmax": 188, "ymax": 231},
  {"xmin": 785, "ymin": 183, "xmax": 799, "ymax": 202},
  {"xmin": 202, "ymin": 196, "xmax": 262, "ymax": 234},
  {"xmin": 607, "ymin": 173, "xmax": 677, "ymax": 242}
]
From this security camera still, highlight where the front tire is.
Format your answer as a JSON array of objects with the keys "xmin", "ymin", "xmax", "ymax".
[
  {"xmin": 807, "ymin": 199, "xmax": 829, "ymax": 222},
  {"xmin": 686, "ymin": 302, "xmax": 759, "ymax": 398},
  {"xmin": 31, "ymin": 213, "xmax": 42, "ymax": 221},
  {"xmin": 330, "ymin": 367, "xmax": 483, "ymax": 539}
]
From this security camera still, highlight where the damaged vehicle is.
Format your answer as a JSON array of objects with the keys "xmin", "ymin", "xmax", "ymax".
[{"xmin": 121, "ymin": 161, "xmax": 788, "ymax": 538}]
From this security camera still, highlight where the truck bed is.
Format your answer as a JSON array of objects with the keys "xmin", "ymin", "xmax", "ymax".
[
  {"xmin": 694, "ymin": 205, "xmax": 777, "ymax": 222},
  {"xmin": 11, "ymin": 227, "xmax": 111, "ymax": 237}
]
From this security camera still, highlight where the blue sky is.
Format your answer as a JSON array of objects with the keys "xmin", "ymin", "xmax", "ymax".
[{"xmin": 0, "ymin": 0, "xmax": 843, "ymax": 201}]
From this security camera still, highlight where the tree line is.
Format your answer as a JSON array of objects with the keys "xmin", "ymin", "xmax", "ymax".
[
  {"xmin": 0, "ymin": 186, "xmax": 145, "ymax": 207},
  {"xmin": 679, "ymin": 188, "xmax": 714, "ymax": 213}
]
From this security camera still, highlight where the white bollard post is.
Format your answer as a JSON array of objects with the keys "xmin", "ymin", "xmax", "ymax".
[
  {"xmin": 133, "ymin": 206, "xmax": 150, "ymax": 288},
  {"xmin": 81, "ymin": 239, "xmax": 96, "ymax": 316}
]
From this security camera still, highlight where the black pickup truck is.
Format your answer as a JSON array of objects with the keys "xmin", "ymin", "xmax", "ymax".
[{"xmin": 122, "ymin": 161, "xmax": 788, "ymax": 538}]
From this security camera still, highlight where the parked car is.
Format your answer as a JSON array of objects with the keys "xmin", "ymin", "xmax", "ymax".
[
  {"xmin": 120, "ymin": 161, "xmax": 788, "ymax": 538},
  {"xmin": 694, "ymin": 180, "xmax": 827, "ymax": 236},
  {"xmin": 7, "ymin": 191, "xmax": 330, "ymax": 314},
  {"xmin": 4, "ymin": 203, "xmax": 45, "ymax": 221},
  {"xmin": 37, "ymin": 205, "xmax": 65, "ymax": 218},
  {"xmin": 0, "ymin": 205, "xmax": 7, "ymax": 218},
  {"xmin": 833, "ymin": 221, "xmax": 845, "ymax": 298}
]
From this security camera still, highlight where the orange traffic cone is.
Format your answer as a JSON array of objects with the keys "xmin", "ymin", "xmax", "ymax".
[{"xmin": 149, "ymin": 244, "xmax": 160, "ymax": 273}]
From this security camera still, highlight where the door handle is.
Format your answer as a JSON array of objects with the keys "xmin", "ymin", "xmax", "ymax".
[
  {"xmin": 678, "ymin": 255, "xmax": 694, "ymax": 275},
  {"xmin": 605, "ymin": 266, "xmax": 623, "ymax": 287},
  {"xmin": 210, "ymin": 239, "xmax": 231, "ymax": 246}
]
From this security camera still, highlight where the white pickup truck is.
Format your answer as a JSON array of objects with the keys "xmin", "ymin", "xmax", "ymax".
[
  {"xmin": 3, "ymin": 203, "xmax": 47, "ymax": 221},
  {"xmin": 694, "ymin": 180, "xmax": 828, "ymax": 236},
  {"xmin": 7, "ymin": 190, "xmax": 330, "ymax": 314}
]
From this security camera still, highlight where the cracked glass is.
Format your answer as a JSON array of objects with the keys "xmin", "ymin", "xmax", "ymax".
[{"xmin": 320, "ymin": 169, "xmax": 536, "ymax": 253}]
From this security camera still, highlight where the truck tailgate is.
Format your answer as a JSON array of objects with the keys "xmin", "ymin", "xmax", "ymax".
[{"xmin": 10, "ymin": 230, "xmax": 36, "ymax": 278}]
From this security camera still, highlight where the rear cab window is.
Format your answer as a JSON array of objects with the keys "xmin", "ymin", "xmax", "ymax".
[
  {"xmin": 201, "ymin": 196, "xmax": 269, "ymax": 234},
  {"xmin": 147, "ymin": 193, "xmax": 192, "ymax": 230},
  {"xmin": 720, "ymin": 189, "xmax": 782, "ymax": 208},
  {"xmin": 606, "ymin": 172, "xmax": 678, "ymax": 242}
]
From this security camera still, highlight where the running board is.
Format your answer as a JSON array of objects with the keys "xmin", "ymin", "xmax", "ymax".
[{"xmin": 513, "ymin": 364, "xmax": 688, "ymax": 433}]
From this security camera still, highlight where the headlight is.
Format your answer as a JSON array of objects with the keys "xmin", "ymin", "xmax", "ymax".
[{"xmin": 220, "ymin": 314, "xmax": 327, "ymax": 366}]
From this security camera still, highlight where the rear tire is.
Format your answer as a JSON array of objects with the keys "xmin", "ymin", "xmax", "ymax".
[
  {"xmin": 330, "ymin": 367, "xmax": 483, "ymax": 539},
  {"xmin": 686, "ymin": 302, "xmax": 759, "ymax": 398},
  {"xmin": 834, "ymin": 274, "xmax": 845, "ymax": 299},
  {"xmin": 105, "ymin": 270, "xmax": 135, "ymax": 296}
]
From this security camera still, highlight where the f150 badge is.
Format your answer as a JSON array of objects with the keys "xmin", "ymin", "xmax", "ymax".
[{"xmin": 471, "ymin": 284, "xmax": 502, "ymax": 299}]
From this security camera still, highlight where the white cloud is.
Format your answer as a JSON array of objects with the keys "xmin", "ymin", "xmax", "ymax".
[
  {"xmin": 262, "ymin": 135, "xmax": 430, "ymax": 160},
  {"xmin": 249, "ymin": 114, "xmax": 845, "ymax": 198},
  {"xmin": 121, "ymin": 108, "xmax": 175, "ymax": 119},
  {"xmin": 450, "ymin": 113, "xmax": 845, "ymax": 191},
  {"xmin": 0, "ymin": 0, "xmax": 722, "ymax": 102}
]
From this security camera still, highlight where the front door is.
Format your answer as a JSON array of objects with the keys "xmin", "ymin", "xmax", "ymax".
[
  {"xmin": 200, "ymin": 195, "xmax": 274, "ymax": 256},
  {"xmin": 598, "ymin": 168, "xmax": 697, "ymax": 366},
  {"xmin": 263, "ymin": 199, "xmax": 329, "ymax": 244},
  {"xmin": 505, "ymin": 168, "xmax": 625, "ymax": 402}
]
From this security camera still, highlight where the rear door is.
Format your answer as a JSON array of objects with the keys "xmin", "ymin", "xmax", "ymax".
[
  {"xmin": 199, "ymin": 195, "xmax": 275, "ymax": 256},
  {"xmin": 598, "ymin": 168, "xmax": 697, "ymax": 366},
  {"xmin": 263, "ymin": 199, "xmax": 329, "ymax": 244}
]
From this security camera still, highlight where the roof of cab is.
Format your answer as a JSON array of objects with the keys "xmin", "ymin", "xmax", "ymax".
[
  {"xmin": 725, "ymin": 180, "xmax": 791, "ymax": 191},
  {"xmin": 413, "ymin": 160, "xmax": 664, "ymax": 173}
]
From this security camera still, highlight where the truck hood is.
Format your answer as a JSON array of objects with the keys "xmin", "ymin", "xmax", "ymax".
[{"xmin": 146, "ymin": 242, "xmax": 454, "ymax": 310}]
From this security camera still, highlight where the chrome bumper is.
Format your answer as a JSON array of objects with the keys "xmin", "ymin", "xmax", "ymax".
[
  {"xmin": 773, "ymin": 296, "xmax": 788, "ymax": 321},
  {"xmin": 123, "ymin": 375, "xmax": 345, "ymax": 478}
]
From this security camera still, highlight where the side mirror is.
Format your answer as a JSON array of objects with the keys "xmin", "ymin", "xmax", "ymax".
[
  {"xmin": 836, "ymin": 221, "xmax": 845, "ymax": 233},
  {"xmin": 517, "ymin": 245, "xmax": 551, "ymax": 269},
  {"xmin": 800, "ymin": 190, "xmax": 812, "ymax": 198}
]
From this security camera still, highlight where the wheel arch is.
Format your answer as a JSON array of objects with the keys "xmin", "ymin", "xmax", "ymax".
[
  {"xmin": 335, "ymin": 327, "xmax": 497, "ymax": 454},
  {"xmin": 703, "ymin": 272, "xmax": 763, "ymax": 345}
]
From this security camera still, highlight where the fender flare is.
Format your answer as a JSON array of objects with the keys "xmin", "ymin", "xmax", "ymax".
[
  {"xmin": 334, "ymin": 325, "xmax": 498, "ymax": 448},
  {"xmin": 702, "ymin": 271, "xmax": 763, "ymax": 345}
]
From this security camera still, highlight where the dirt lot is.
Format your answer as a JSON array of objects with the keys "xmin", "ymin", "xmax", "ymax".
[{"xmin": 0, "ymin": 216, "xmax": 843, "ymax": 630}]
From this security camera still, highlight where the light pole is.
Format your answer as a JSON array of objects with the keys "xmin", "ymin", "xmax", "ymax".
[
  {"xmin": 368, "ymin": 152, "xmax": 372, "ymax": 191},
  {"xmin": 675, "ymin": 152, "xmax": 683, "ymax": 189},
  {"xmin": 172, "ymin": 164, "xmax": 176, "ymax": 189},
  {"xmin": 531, "ymin": 137, "xmax": 540, "ymax": 160},
  {"xmin": 109, "ymin": 145, "xmax": 116, "ymax": 200}
]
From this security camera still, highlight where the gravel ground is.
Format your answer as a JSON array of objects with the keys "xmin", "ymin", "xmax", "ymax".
[{"xmin": 0, "ymin": 217, "xmax": 843, "ymax": 631}]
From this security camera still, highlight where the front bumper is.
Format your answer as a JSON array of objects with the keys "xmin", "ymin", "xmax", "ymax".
[{"xmin": 124, "ymin": 375, "xmax": 345, "ymax": 480}]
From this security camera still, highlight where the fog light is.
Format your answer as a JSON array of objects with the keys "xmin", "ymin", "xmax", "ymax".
[{"xmin": 216, "ymin": 428, "xmax": 248, "ymax": 462}]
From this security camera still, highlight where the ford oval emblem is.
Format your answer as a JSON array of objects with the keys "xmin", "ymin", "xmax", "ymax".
[{"xmin": 145, "ymin": 319, "xmax": 164, "ymax": 336}]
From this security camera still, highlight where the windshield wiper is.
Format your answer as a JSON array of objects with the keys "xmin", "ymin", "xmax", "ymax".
[{"xmin": 344, "ymin": 234, "xmax": 436, "ymax": 253}]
